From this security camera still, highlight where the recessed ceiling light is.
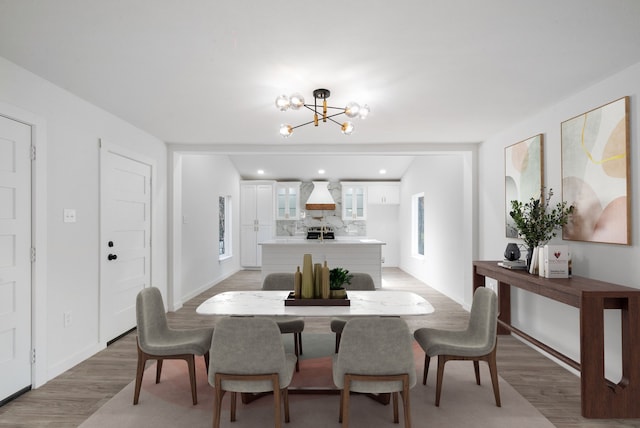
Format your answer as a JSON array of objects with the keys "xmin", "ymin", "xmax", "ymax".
[
  {"xmin": 257, "ymin": 169, "xmax": 265, "ymax": 175},
  {"xmin": 379, "ymin": 169, "xmax": 387, "ymax": 174},
  {"xmin": 318, "ymin": 169, "xmax": 326, "ymax": 174}
]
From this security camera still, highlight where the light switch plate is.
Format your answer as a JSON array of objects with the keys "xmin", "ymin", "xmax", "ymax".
[{"xmin": 63, "ymin": 208, "xmax": 77, "ymax": 223}]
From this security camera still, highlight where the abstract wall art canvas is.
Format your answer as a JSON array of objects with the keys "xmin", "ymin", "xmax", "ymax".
[
  {"xmin": 561, "ymin": 96, "xmax": 630, "ymax": 245},
  {"xmin": 505, "ymin": 134, "xmax": 543, "ymax": 238}
]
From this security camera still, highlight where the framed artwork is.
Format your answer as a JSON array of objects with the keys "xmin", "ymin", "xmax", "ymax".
[
  {"xmin": 505, "ymin": 134, "xmax": 544, "ymax": 237},
  {"xmin": 561, "ymin": 96, "xmax": 630, "ymax": 245}
]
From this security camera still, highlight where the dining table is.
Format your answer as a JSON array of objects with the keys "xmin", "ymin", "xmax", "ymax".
[
  {"xmin": 195, "ymin": 290, "xmax": 434, "ymax": 316},
  {"xmin": 196, "ymin": 289, "xmax": 434, "ymax": 403}
]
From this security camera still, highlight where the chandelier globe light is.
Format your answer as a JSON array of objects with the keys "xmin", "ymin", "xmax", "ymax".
[{"xmin": 275, "ymin": 88, "xmax": 369, "ymax": 138}]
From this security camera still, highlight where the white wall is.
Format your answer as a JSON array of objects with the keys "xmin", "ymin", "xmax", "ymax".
[
  {"xmin": 179, "ymin": 154, "xmax": 241, "ymax": 301},
  {"xmin": 366, "ymin": 204, "xmax": 400, "ymax": 266},
  {"xmin": 478, "ymin": 61, "xmax": 640, "ymax": 379},
  {"xmin": 0, "ymin": 56, "xmax": 167, "ymax": 382},
  {"xmin": 399, "ymin": 154, "xmax": 475, "ymax": 305}
]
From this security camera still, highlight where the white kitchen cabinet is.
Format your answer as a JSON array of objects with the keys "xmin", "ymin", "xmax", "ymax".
[
  {"xmin": 275, "ymin": 181, "xmax": 301, "ymax": 220},
  {"xmin": 367, "ymin": 182, "xmax": 400, "ymax": 205},
  {"xmin": 240, "ymin": 181, "xmax": 274, "ymax": 267},
  {"xmin": 341, "ymin": 182, "xmax": 367, "ymax": 220}
]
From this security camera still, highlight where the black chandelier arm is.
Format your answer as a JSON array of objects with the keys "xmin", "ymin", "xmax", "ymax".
[
  {"xmin": 303, "ymin": 104, "xmax": 346, "ymax": 111},
  {"xmin": 290, "ymin": 119, "xmax": 318, "ymax": 130},
  {"xmin": 324, "ymin": 111, "xmax": 348, "ymax": 120},
  {"xmin": 302, "ymin": 104, "xmax": 316, "ymax": 114},
  {"xmin": 290, "ymin": 112, "xmax": 347, "ymax": 130},
  {"xmin": 326, "ymin": 116, "xmax": 345, "ymax": 127},
  {"xmin": 296, "ymin": 105, "xmax": 347, "ymax": 121}
]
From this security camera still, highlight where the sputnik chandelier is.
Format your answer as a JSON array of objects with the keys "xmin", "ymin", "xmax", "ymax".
[{"xmin": 275, "ymin": 88, "xmax": 370, "ymax": 137}]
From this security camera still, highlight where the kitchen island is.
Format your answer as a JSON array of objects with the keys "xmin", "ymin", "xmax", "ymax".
[{"xmin": 260, "ymin": 238, "xmax": 386, "ymax": 288}]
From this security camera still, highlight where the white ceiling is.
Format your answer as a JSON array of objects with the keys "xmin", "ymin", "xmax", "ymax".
[
  {"xmin": 1, "ymin": 0, "xmax": 640, "ymax": 180},
  {"xmin": 227, "ymin": 154, "xmax": 417, "ymax": 182}
]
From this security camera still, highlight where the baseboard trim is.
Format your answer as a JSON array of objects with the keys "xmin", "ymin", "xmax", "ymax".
[
  {"xmin": 46, "ymin": 342, "xmax": 105, "ymax": 383},
  {"xmin": 178, "ymin": 268, "xmax": 241, "ymax": 306},
  {"xmin": 0, "ymin": 385, "xmax": 31, "ymax": 407}
]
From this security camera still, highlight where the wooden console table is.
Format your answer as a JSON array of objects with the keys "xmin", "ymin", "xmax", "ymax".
[{"xmin": 473, "ymin": 260, "xmax": 640, "ymax": 419}]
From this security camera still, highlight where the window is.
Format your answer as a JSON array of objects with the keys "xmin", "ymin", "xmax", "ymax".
[
  {"xmin": 219, "ymin": 195, "xmax": 232, "ymax": 260},
  {"xmin": 412, "ymin": 193, "xmax": 424, "ymax": 258}
]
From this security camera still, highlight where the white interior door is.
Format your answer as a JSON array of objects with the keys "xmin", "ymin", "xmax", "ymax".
[
  {"xmin": 255, "ymin": 184, "xmax": 274, "ymax": 266},
  {"xmin": 0, "ymin": 115, "xmax": 32, "ymax": 401},
  {"xmin": 100, "ymin": 143, "xmax": 151, "ymax": 343},
  {"xmin": 240, "ymin": 184, "xmax": 258, "ymax": 266}
]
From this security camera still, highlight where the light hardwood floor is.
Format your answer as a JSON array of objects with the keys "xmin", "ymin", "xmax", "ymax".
[{"xmin": 0, "ymin": 268, "xmax": 638, "ymax": 427}]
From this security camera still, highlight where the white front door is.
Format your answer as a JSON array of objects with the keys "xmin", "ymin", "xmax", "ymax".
[
  {"xmin": 0, "ymin": 115, "xmax": 32, "ymax": 401},
  {"xmin": 100, "ymin": 142, "xmax": 151, "ymax": 343}
]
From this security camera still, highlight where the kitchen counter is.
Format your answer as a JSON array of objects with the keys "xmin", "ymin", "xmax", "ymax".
[
  {"xmin": 259, "ymin": 238, "xmax": 386, "ymax": 288},
  {"xmin": 261, "ymin": 238, "xmax": 385, "ymax": 245}
]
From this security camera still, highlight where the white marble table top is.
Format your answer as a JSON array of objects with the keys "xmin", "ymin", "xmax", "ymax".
[{"xmin": 196, "ymin": 290, "xmax": 434, "ymax": 317}]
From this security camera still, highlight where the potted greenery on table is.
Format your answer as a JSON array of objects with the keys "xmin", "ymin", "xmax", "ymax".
[
  {"xmin": 509, "ymin": 188, "xmax": 573, "ymax": 270},
  {"xmin": 329, "ymin": 267, "xmax": 353, "ymax": 299}
]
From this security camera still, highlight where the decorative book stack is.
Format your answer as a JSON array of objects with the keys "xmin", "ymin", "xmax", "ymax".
[
  {"xmin": 529, "ymin": 244, "xmax": 569, "ymax": 278},
  {"xmin": 542, "ymin": 244, "xmax": 569, "ymax": 278},
  {"xmin": 497, "ymin": 260, "xmax": 527, "ymax": 270}
]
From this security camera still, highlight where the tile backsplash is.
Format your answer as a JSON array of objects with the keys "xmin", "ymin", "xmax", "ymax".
[{"xmin": 275, "ymin": 181, "xmax": 366, "ymax": 237}]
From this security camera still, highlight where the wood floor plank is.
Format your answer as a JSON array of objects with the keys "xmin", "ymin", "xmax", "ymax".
[{"xmin": 0, "ymin": 268, "xmax": 637, "ymax": 427}]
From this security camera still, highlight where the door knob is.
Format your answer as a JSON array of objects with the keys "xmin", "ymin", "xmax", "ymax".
[{"xmin": 108, "ymin": 254, "xmax": 118, "ymax": 261}]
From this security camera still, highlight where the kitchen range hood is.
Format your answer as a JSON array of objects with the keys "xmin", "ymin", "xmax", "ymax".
[{"xmin": 305, "ymin": 181, "xmax": 336, "ymax": 210}]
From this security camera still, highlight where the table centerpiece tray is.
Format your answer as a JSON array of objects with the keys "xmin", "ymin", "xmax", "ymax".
[{"xmin": 284, "ymin": 292, "xmax": 351, "ymax": 306}]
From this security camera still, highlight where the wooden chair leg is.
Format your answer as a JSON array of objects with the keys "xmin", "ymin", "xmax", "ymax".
[
  {"xmin": 339, "ymin": 374, "xmax": 411, "ymax": 427},
  {"xmin": 272, "ymin": 375, "xmax": 282, "ymax": 428},
  {"xmin": 402, "ymin": 375, "xmax": 412, "ymax": 428},
  {"xmin": 213, "ymin": 375, "xmax": 224, "ymax": 428},
  {"xmin": 487, "ymin": 348, "xmax": 501, "ymax": 407},
  {"xmin": 293, "ymin": 333, "xmax": 300, "ymax": 372},
  {"xmin": 297, "ymin": 332, "xmax": 303, "ymax": 355},
  {"xmin": 133, "ymin": 343, "xmax": 148, "ymax": 405},
  {"xmin": 187, "ymin": 354, "xmax": 198, "ymax": 405},
  {"xmin": 435, "ymin": 355, "xmax": 447, "ymax": 407},
  {"xmin": 431, "ymin": 350, "xmax": 501, "ymax": 408},
  {"xmin": 283, "ymin": 388, "xmax": 290, "ymax": 423},
  {"xmin": 156, "ymin": 359, "xmax": 163, "ymax": 383},
  {"xmin": 422, "ymin": 355, "xmax": 431, "ymax": 385},
  {"xmin": 134, "ymin": 339, "xmax": 200, "ymax": 406},
  {"xmin": 342, "ymin": 376, "xmax": 351, "ymax": 428},
  {"xmin": 473, "ymin": 360, "xmax": 481, "ymax": 385},
  {"xmin": 392, "ymin": 391, "xmax": 399, "ymax": 423},
  {"xmin": 230, "ymin": 392, "xmax": 237, "ymax": 422}
]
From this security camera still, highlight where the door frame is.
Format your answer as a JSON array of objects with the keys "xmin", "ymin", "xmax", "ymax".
[
  {"xmin": 169, "ymin": 150, "xmax": 183, "ymax": 311},
  {"xmin": 0, "ymin": 101, "xmax": 48, "ymax": 389},
  {"xmin": 99, "ymin": 139, "xmax": 155, "ymax": 344}
]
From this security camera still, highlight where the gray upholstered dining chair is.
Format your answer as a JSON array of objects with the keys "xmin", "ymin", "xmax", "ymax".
[
  {"xmin": 333, "ymin": 317, "xmax": 416, "ymax": 428},
  {"xmin": 133, "ymin": 287, "xmax": 213, "ymax": 405},
  {"xmin": 209, "ymin": 316, "xmax": 297, "ymax": 428},
  {"xmin": 329, "ymin": 272, "xmax": 376, "ymax": 352},
  {"xmin": 413, "ymin": 286, "xmax": 501, "ymax": 407},
  {"xmin": 262, "ymin": 272, "xmax": 305, "ymax": 371}
]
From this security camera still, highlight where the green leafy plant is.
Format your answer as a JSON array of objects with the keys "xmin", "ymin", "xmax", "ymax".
[
  {"xmin": 509, "ymin": 188, "xmax": 573, "ymax": 249},
  {"xmin": 329, "ymin": 267, "xmax": 353, "ymax": 290}
]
